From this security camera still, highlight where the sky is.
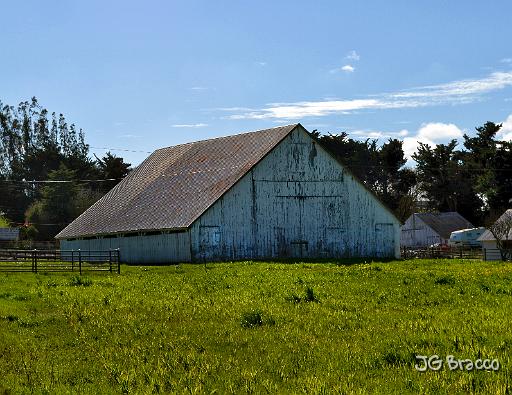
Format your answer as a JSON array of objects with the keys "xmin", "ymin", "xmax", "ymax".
[{"xmin": 1, "ymin": 1, "xmax": 512, "ymax": 167}]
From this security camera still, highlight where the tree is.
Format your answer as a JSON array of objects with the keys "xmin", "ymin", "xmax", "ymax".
[
  {"xmin": 463, "ymin": 122, "xmax": 512, "ymax": 219},
  {"xmin": 0, "ymin": 97, "xmax": 121, "ymax": 229},
  {"xmin": 412, "ymin": 140, "xmax": 484, "ymax": 225},
  {"xmin": 95, "ymin": 152, "xmax": 131, "ymax": 192}
]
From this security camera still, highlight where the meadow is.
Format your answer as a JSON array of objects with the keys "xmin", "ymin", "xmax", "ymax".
[{"xmin": 0, "ymin": 259, "xmax": 511, "ymax": 394}]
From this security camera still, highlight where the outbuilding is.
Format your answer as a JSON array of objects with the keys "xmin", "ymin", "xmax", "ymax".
[
  {"xmin": 401, "ymin": 212, "xmax": 473, "ymax": 248},
  {"xmin": 478, "ymin": 209, "xmax": 512, "ymax": 261},
  {"xmin": 56, "ymin": 124, "xmax": 400, "ymax": 263}
]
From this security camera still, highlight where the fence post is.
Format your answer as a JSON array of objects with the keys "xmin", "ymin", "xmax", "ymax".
[
  {"xmin": 71, "ymin": 250, "xmax": 74, "ymax": 271},
  {"xmin": 483, "ymin": 248, "xmax": 487, "ymax": 261},
  {"xmin": 34, "ymin": 249, "xmax": 38, "ymax": 273},
  {"xmin": 78, "ymin": 249, "xmax": 82, "ymax": 275},
  {"xmin": 117, "ymin": 249, "xmax": 120, "ymax": 274},
  {"xmin": 109, "ymin": 250, "xmax": 112, "ymax": 273}
]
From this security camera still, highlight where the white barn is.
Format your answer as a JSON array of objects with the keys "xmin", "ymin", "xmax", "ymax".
[
  {"xmin": 56, "ymin": 124, "xmax": 401, "ymax": 263},
  {"xmin": 401, "ymin": 212, "xmax": 473, "ymax": 248},
  {"xmin": 478, "ymin": 209, "xmax": 512, "ymax": 261}
]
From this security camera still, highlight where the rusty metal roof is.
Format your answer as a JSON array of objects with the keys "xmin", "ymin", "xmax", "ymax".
[
  {"xmin": 56, "ymin": 124, "xmax": 299, "ymax": 239},
  {"xmin": 416, "ymin": 212, "xmax": 473, "ymax": 239},
  {"xmin": 478, "ymin": 209, "xmax": 512, "ymax": 241}
]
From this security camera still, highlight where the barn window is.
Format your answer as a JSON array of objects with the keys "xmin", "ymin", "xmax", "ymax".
[{"xmin": 199, "ymin": 226, "xmax": 221, "ymax": 247}]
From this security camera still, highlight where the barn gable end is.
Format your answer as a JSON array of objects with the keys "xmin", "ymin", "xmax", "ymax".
[{"xmin": 190, "ymin": 125, "xmax": 400, "ymax": 261}]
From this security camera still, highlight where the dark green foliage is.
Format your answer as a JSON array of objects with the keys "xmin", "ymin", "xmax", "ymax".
[
  {"xmin": 304, "ymin": 286, "xmax": 319, "ymax": 302},
  {"xmin": 240, "ymin": 310, "xmax": 263, "ymax": 328},
  {"xmin": 0, "ymin": 97, "xmax": 131, "ymax": 238},
  {"xmin": 69, "ymin": 275, "xmax": 92, "ymax": 287},
  {"xmin": 434, "ymin": 275, "xmax": 456, "ymax": 285},
  {"xmin": 313, "ymin": 120, "xmax": 511, "ymax": 226}
]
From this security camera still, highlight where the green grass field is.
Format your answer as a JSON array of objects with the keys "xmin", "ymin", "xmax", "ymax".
[{"xmin": 1, "ymin": 259, "xmax": 511, "ymax": 394}]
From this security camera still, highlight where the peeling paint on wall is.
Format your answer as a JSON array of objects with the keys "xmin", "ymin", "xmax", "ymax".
[{"xmin": 191, "ymin": 126, "xmax": 400, "ymax": 261}]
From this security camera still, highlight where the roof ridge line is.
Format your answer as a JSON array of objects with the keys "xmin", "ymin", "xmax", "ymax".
[{"xmin": 153, "ymin": 124, "xmax": 300, "ymax": 153}]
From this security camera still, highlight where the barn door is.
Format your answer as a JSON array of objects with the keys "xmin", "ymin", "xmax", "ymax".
[
  {"xmin": 375, "ymin": 223, "xmax": 394, "ymax": 257},
  {"xmin": 199, "ymin": 226, "xmax": 221, "ymax": 260}
]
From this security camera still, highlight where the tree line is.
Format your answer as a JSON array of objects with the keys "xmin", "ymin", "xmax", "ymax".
[
  {"xmin": 312, "ymin": 121, "xmax": 512, "ymax": 226},
  {"xmin": 1, "ymin": 97, "xmax": 511, "ymax": 240},
  {"xmin": 0, "ymin": 97, "xmax": 130, "ymax": 240}
]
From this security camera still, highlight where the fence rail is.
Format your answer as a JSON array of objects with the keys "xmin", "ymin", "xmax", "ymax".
[
  {"xmin": 401, "ymin": 246, "xmax": 484, "ymax": 260},
  {"xmin": 0, "ymin": 249, "xmax": 120, "ymax": 274}
]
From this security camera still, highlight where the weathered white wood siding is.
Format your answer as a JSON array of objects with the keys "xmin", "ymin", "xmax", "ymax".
[
  {"xmin": 481, "ymin": 240, "xmax": 502, "ymax": 261},
  {"xmin": 400, "ymin": 215, "xmax": 443, "ymax": 247},
  {"xmin": 60, "ymin": 231, "xmax": 191, "ymax": 264},
  {"xmin": 190, "ymin": 126, "xmax": 400, "ymax": 261}
]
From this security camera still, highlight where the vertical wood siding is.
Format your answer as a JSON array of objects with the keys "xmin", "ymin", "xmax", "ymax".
[
  {"xmin": 191, "ymin": 126, "xmax": 400, "ymax": 261},
  {"xmin": 60, "ymin": 231, "xmax": 191, "ymax": 264},
  {"xmin": 400, "ymin": 215, "xmax": 443, "ymax": 247}
]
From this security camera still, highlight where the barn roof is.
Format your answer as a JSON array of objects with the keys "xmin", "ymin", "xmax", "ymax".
[
  {"xmin": 478, "ymin": 209, "xmax": 512, "ymax": 241},
  {"xmin": 56, "ymin": 124, "xmax": 299, "ymax": 239},
  {"xmin": 415, "ymin": 212, "xmax": 473, "ymax": 239}
]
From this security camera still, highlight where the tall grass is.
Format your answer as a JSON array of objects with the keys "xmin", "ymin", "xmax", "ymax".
[{"xmin": 0, "ymin": 259, "xmax": 511, "ymax": 393}]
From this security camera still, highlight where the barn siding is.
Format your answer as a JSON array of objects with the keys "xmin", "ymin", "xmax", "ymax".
[
  {"xmin": 482, "ymin": 240, "xmax": 502, "ymax": 261},
  {"xmin": 190, "ymin": 126, "xmax": 400, "ymax": 261},
  {"xmin": 60, "ymin": 231, "xmax": 191, "ymax": 264},
  {"xmin": 400, "ymin": 215, "xmax": 443, "ymax": 247}
]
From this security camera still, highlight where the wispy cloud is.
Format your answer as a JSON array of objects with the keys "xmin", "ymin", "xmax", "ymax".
[
  {"xmin": 226, "ymin": 71, "xmax": 512, "ymax": 120},
  {"xmin": 346, "ymin": 50, "xmax": 360, "ymax": 61},
  {"xmin": 329, "ymin": 64, "xmax": 355, "ymax": 74},
  {"xmin": 501, "ymin": 58, "xmax": 512, "ymax": 64},
  {"xmin": 191, "ymin": 86, "xmax": 208, "ymax": 91},
  {"xmin": 171, "ymin": 123, "xmax": 208, "ymax": 128},
  {"xmin": 351, "ymin": 129, "xmax": 409, "ymax": 140}
]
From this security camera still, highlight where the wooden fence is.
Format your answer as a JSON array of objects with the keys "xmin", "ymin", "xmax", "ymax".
[
  {"xmin": 0, "ymin": 249, "xmax": 120, "ymax": 274},
  {"xmin": 401, "ymin": 246, "xmax": 484, "ymax": 260},
  {"xmin": 483, "ymin": 248, "xmax": 512, "ymax": 261}
]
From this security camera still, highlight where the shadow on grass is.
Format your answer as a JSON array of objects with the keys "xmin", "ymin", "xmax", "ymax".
[{"xmin": 126, "ymin": 256, "xmax": 398, "ymax": 267}]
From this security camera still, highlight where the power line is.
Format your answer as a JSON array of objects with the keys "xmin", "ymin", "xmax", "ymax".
[
  {"xmin": 89, "ymin": 146, "xmax": 152, "ymax": 154},
  {"xmin": 0, "ymin": 178, "xmax": 124, "ymax": 184}
]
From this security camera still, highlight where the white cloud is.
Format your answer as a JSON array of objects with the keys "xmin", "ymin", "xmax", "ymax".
[
  {"xmin": 341, "ymin": 65, "xmax": 355, "ymax": 73},
  {"xmin": 350, "ymin": 128, "xmax": 410, "ymax": 140},
  {"xmin": 346, "ymin": 50, "xmax": 360, "ymax": 61},
  {"xmin": 415, "ymin": 122, "xmax": 464, "ymax": 140},
  {"xmin": 402, "ymin": 122, "xmax": 464, "ymax": 162},
  {"xmin": 499, "ymin": 114, "xmax": 512, "ymax": 141},
  {"xmin": 191, "ymin": 86, "xmax": 208, "ymax": 91},
  {"xmin": 227, "ymin": 71, "xmax": 512, "ymax": 120},
  {"xmin": 257, "ymin": 61, "xmax": 267, "ymax": 66},
  {"xmin": 501, "ymin": 58, "xmax": 512, "ymax": 63},
  {"xmin": 171, "ymin": 123, "xmax": 208, "ymax": 128}
]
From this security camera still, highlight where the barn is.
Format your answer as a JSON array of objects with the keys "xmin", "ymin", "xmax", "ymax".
[
  {"xmin": 56, "ymin": 124, "xmax": 401, "ymax": 263},
  {"xmin": 400, "ymin": 212, "xmax": 473, "ymax": 248},
  {"xmin": 478, "ymin": 209, "xmax": 512, "ymax": 261}
]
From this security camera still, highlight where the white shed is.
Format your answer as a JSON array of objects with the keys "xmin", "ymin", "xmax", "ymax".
[
  {"xmin": 478, "ymin": 209, "xmax": 512, "ymax": 261},
  {"xmin": 56, "ymin": 124, "xmax": 401, "ymax": 263},
  {"xmin": 401, "ymin": 212, "xmax": 473, "ymax": 248}
]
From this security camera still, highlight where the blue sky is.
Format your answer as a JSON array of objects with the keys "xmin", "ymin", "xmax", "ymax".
[{"xmin": 2, "ymin": 1, "xmax": 512, "ymax": 166}]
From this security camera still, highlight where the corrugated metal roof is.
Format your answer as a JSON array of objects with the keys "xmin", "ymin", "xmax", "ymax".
[
  {"xmin": 56, "ymin": 124, "xmax": 299, "ymax": 239},
  {"xmin": 416, "ymin": 212, "xmax": 473, "ymax": 239},
  {"xmin": 478, "ymin": 209, "xmax": 512, "ymax": 241}
]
